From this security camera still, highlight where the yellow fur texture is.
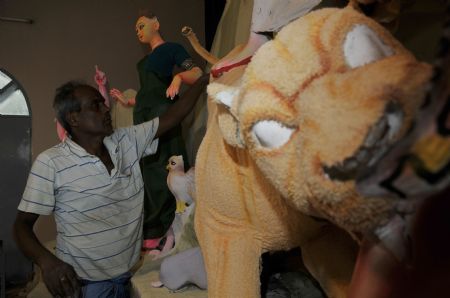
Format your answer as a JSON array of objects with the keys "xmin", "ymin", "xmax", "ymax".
[
  {"xmin": 194, "ymin": 5, "xmax": 437, "ymax": 298},
  {"xmin": 206, "ymin": 6, "xmax": 431, "ymax": 236}
]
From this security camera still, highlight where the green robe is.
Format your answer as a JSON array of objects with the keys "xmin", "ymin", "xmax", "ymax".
[{"xmin": 133, "ymin": 42, "xmax": 191, "ymax": 239}]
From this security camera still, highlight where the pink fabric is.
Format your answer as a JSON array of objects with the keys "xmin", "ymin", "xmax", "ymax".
[
  {"xmin": 143, "ymin": 238, "xmax": 162, "ymax": 249},
  {"xmin": 94, "ymin": 65, "xmax": 110, "ymax": 107},
  {"xmin": 56, "ymin": 120, "xmax": 67, "ymax": 142}
]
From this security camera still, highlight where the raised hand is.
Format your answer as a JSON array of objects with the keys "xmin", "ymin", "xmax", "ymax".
[
  {"xmin": 181, "ymin": 26, "xmax": 219, "ymax": 65},
  {"xmin": 110, "ymin": 88, "xmax": 128, "ymax": 106},
  {"xmin": 94, "ymin": 65, "xmax": 107, "ymax": 87}
]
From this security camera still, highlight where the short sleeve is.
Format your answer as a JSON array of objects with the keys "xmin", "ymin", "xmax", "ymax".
[
  {"xmin": 18, "ymin": 153, "xmax": 56, "ymax": 215},
  {"xmin": 173, "ymin": 43, "xmax": 194, "ymax": 70},
  {"xmin": 128, "ymin": 117, "xmax": 160, "ymax": 159}
]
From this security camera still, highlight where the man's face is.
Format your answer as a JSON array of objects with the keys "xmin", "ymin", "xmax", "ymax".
[
  {"xmin": 135, "ymin": 16, "xmax": 158, "ymax": 43},
  {"xmin": 72, "ymin": 86, "xmax": 113, "ymax": 137}
]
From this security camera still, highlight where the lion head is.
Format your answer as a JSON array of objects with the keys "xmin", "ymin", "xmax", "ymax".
[{"xmin": 207, "ymin": 6, "xmax": 432, "ymax": 234}]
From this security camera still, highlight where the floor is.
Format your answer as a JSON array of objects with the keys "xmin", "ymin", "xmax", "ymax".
[{"xmin": 26, "ymin": 269, "xmax": 207, "ymax": 298}]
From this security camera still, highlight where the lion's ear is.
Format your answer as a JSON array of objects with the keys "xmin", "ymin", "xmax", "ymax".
[
  {"xmin": 207, "ymin": 82, "xmax": 246, "ymax": 148},
  {"xmin": 207, "ymin": 82, "xmax": 239, "ymax": 110},
  {"xmin": 343, "ymin": 24, "xmax": 394, "ymax": 68}
]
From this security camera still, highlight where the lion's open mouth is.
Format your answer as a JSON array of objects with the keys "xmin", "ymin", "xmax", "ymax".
[{"xmin": 322, "ymin": 101, "xmax": 404, "ymax": 181}]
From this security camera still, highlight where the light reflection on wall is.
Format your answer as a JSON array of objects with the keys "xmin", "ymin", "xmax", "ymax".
[{"xmin": 0, "ymin": 70, "xmax": 29, "ymax": 116}]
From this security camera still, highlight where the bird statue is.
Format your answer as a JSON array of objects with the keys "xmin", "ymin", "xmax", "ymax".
[{"xmin": 166, "ymin": 155, "xmax": 195, "ymax": 213}]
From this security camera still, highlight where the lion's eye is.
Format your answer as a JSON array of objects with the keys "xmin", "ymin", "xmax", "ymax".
[{"xmin": 251, "ymin": 120, "xmax": 295, "ymax": 149}]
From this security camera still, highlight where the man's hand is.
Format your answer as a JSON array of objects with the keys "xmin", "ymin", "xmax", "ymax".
[
  {"xmin": 14, "ymin": 211, "xmax": 81, "ymax": 298},
  {"xmin": 166, "ymin": 74, "xmax": 182, "ymax": 100},
  {"xmin": 39, "ymin": 255, "xmax": 80, "ymax": 297}
]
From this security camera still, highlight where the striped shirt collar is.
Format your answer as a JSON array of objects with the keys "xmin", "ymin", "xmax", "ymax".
[{"xmin": 63, "ymin": 135, "xmax": 119, "ymax": 158}]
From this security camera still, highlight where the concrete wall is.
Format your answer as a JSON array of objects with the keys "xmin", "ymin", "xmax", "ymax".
[{"xmin": 0, "ymin": 0, "xmax": 205, "ymax": 243}]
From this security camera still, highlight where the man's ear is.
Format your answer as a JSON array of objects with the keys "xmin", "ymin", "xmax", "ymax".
[{"xmin": 153, "ymin": 20, "xmax": 160, "ymax": 31}]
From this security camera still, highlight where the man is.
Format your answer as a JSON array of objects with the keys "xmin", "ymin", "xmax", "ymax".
[
  {"xmin": 13, "ymin": 74, "xmax": 208, "ymax": 297},
  {"xmin": 110, "ymin": 11, "xmax": 203, "ymax": 253}
]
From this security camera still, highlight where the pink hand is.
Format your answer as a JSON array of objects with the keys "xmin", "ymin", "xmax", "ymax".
[
  {"xmin": 94, "ymin": 65, "xmax": 110, "ymax": 107},
  {"xmin": 109, "ymin": 88, "xmax": 133, "ymax": 107},
  {"xmin": 94, "ymin": 65, "xmax": 107, "ymax": 86},
  {"xmin": 166, "ymin": 75, "xmax": 182, "ymax": 100}
]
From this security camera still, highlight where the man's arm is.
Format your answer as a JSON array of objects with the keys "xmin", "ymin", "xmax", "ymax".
[
  {"xmin": 14, "ymin": 211, "xmax": 80, "ymax": 297},
  {"xmin": 156, "ymin": 73, "xmax": 209, "ymax": 138}
]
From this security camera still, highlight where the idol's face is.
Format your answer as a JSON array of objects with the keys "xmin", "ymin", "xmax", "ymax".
[{"xmin": 135, "ymin": 16, "xmax": 158, "ymax": 43}]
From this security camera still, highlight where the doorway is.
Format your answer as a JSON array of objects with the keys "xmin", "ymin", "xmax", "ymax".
[{"xmin": 0, "ymin": 68, "xmax": 32, "ymax": 293}]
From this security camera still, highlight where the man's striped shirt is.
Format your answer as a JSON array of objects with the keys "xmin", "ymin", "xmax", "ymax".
[{"xmin": 18, "ymin": 118, "xmax": 159, "ymax": 281}]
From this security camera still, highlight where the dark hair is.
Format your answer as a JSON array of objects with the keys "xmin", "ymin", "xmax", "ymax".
[
  {"xmin": 137, "ymin": 9, "xmax": 157, "ymax": 20},
  {"xmin": 53, "ymin": 81, "xmax": 86, "ymax": 135}
]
